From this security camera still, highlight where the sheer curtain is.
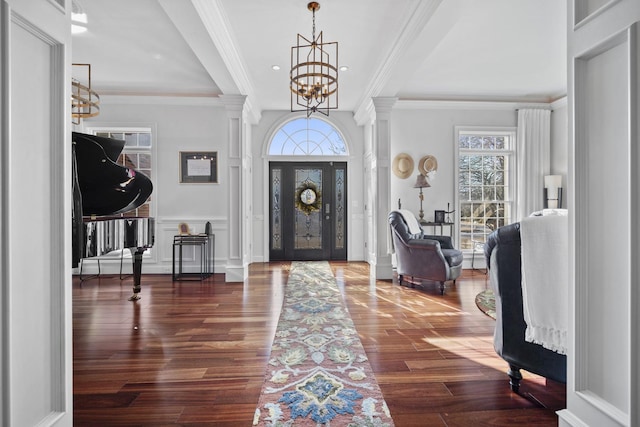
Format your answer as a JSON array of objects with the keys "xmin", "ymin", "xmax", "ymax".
[{"xmin": 516, "ymin": 108, "xmax": 551, "ymax": 220}]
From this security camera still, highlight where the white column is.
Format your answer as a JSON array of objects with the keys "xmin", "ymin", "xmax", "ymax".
[
  {"xmin": 370, "ymin": 97, "xmax": 397, "ymax": 280},
  {"xmin": 221, "ymin": 94, "xmax": 248, "ymax": 282}
]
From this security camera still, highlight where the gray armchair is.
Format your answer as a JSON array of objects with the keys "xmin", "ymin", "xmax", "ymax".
[{"xmin": 388, "ymin": 210, "xmax": 463, "ymax": 294}]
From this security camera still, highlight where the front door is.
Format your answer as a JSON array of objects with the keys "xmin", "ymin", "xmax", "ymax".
[{"xmin": 269, "ymin": 162, "xmax": 347, "ymax": 261}]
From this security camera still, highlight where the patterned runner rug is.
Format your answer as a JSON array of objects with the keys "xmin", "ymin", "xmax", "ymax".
[{"xmin": 253, "ymin": 261, "xmax": 394, "ymax": 426}]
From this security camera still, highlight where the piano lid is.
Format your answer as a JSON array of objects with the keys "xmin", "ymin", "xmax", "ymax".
[{"xmin": 73, "ymin": 132, "xmax": 153, "ymax": 216}]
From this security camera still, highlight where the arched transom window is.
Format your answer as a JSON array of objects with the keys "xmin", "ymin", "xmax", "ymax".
[{"xmin": 269, "ymin": 117, "xmax": 347, "ymax": 156}]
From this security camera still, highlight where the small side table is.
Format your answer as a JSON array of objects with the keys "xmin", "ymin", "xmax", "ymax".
[
  {"xmin": 421, "ymin": 221, "xmax": 455, "ymax": 242},
  {"xmin": 172, "ymin": 234, "xmax": 215, "ymax": 281},
  {"xmin": 471, "ymin": 239, "xmax": 487, "ymax": 274}
]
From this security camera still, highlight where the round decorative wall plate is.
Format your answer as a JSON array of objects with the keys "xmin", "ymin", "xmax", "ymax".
[
  {"xmin": 418, "ymin": 155, "xmax": 438, "ymax": 176},
  {"xmin": 392, "ymin": 153, "xmax": 414, "ymax": 179}
]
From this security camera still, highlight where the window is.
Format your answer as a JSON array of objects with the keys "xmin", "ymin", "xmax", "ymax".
[
  {"xmin": 456, "ymin": 127, "xmax": 516, "ymax": 251},
  {"xmin": 91, "ymin": 128, "xmax": 153, "ymax": 218},
  {"xmin": 268, "ymin": 117, "xmax": 347, "ymax": 156}
]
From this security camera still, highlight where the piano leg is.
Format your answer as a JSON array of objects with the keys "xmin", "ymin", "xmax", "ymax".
[{"xmin": 128, "ymin": 247, "xmax": 146, "ymax": 301}]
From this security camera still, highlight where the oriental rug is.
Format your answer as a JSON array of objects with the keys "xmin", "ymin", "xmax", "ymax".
[
  {"xmin": 475, "ymin": 289, "xmax": 496, "ymax": 320},
  {"xmin": 253, "ymin": 261, "xmax": 394, "ymax": 426}
]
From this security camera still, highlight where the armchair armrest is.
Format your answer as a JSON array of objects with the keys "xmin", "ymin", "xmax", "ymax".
[
  {"xmin": 422, "ymin": 234, "xmax": 453, "ymax": 249},
  {"xmin": 406, "ymin": 238, "xmax": 441, "ymax": 251}
]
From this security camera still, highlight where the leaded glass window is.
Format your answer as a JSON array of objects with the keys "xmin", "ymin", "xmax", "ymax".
[
  {"xmin": 335, "ymin": 168, "xmax": 345, "ymax": 249},
  {"xmin": 271, "ymin": 168, "xmax": 282, "ymax": 250},
  {"xmin": 269, "ymin": 118, "xmax": 347, "ymax": 156}
]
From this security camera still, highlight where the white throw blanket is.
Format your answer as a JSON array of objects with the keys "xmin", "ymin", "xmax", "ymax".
[
  {"xmin": 398, "ymin": 209, "xmax": 422, "ymax": 234},
  {"xmin": 388, "ymin": 210, "xmax": 422, "ymax": 254},
  {"xmin": 519, "ymin": 215, "xmax": 568, "ymax": 354}
]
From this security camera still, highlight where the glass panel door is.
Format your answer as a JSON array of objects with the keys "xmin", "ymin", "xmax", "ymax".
[{"xmin": 269, "ymin": 162, "xmax": 346, "ymax": 261}]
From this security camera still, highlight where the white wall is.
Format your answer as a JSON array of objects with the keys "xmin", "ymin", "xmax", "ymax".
[
  {"xmin": 389, "ymin": 100, "xmax": 568, "ymax": 268},
  {"xmin": 80, "ymin": 97, "xmax": 229, "ymax": 275},
  {"xmin": 390, "ymin": 102, "xmax": 516, "ymax": 271},
  {"xmin": 390, "ymin": 103, "xmax": 517, "ymax": 225}
]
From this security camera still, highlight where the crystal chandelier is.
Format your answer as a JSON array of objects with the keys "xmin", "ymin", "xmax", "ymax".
[{"xmin": 290, "ymin": 2, "xmax": 338, "ymax": 116}]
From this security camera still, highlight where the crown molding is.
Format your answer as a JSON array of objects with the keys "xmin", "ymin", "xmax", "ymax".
[
  {"xmin": 551, "ymin": 96, "xmax": 568, "ymax": 110},
  {"xmin": 100, "ymin": 94, "xmax": 223, "ymax": 106},
  {"xmin": 353, "ymin": 0, "xmax": 443, "ymax": 123},
  {"xmin": 394, "ymin": 99, "xmax": 552, "ymax": 111},
  {"xmin": 191, "ymin": 0, "xmax": 261, "ymax": 113}
]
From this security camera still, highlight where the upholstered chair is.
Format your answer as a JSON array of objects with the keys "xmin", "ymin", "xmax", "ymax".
[{"xmin": 388, "ymin": 210, "xmax": 463, "ymax": 294}]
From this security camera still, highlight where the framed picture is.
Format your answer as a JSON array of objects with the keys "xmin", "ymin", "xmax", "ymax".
[
  {"xmin": 434, "ymin": 210, "xmax": 446, "ymax": 223},
  {"xmin": 178, "ymin": 222, "xmax": 190, "ymax": 235},
  {"xmin": 180, "ymin": 151, "xmax": 217, "ymax": 183}
]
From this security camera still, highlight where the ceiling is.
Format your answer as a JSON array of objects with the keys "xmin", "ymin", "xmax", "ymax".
[{"xmin": 71, "ymin": 0, "xmax": 567, "ymax": 120}]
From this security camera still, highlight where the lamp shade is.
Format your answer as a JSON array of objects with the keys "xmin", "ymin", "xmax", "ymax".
[
  {"xmin": 413, "ymin": 173, "xmax": 430, "ymax": 189},
  {"xmin": 544, "ymin": 175, "xmax": 562, "ymax": 199},
  {"xmin": 544, "ymin": 175, "xmax": 562, "ymax": 189}
]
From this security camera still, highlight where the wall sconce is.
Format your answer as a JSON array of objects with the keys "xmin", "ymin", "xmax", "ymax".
[
  {"xmin": 544, "ymin": 175, "xmax": 563, "ymax": 209},
  {"xmin": 413, "ymin": 173, "xmax": 430, "ymax": 223}
]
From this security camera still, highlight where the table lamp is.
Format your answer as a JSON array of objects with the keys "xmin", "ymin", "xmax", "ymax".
[
  {"xmin": 413, "ymin": 173, "xmax": 430, "ymax": 223},
  {"xmin": 544, "ymin": 175, "xmax": 563, "ymax": 208}
]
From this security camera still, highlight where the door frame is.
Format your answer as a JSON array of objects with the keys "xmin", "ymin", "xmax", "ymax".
[
  {"xmin": 268, "ymin": 161, "xmax": 347, "ymax": 261},
  {"xmin": 1, "ymin": 0, "xmax": 73, "ymax": 425}
]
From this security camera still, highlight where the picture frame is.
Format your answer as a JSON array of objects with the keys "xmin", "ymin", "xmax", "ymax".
[
  {"xmin": 178, "ymin": 222, "xmax": 190, "ymax": 235},
  {"xmin": 434, "ymin": 210, "xmax": 446, "ymax": 224},
  {"xmin": 179, "ymin": 151, "xmax": 217, "ymax": 183}
]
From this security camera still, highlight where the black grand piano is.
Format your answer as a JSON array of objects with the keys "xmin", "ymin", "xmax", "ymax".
[{"xmin": 72, "ymin": 132, "xmax": 154, "ymax": 301}]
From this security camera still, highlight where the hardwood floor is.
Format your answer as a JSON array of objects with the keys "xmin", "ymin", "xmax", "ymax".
[{"xmin": 73, "ymin": 262, "xmax": 565, "ymax": 426}]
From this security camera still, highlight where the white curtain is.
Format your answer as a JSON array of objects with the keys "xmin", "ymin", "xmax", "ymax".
[{"xmin": 516, "ymin": 108, "xmax": 551, "ymax": 220}]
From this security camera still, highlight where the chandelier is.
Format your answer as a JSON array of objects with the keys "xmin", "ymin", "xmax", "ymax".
[
  {"xmin": 290, "ymin": 2, "xmax": 338, "ymax": 116},
  {"xmin": 71, "ymin": 63, "xmax": 100, "ymax": 124}
]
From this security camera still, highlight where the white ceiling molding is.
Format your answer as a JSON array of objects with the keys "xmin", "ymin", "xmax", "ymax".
[
  {"xmin": 395, "ymin": 99, "xmax": 551, "ymax": 111},
  {"xmin": 353, "ymin": 0, "xmax": 443, "ymax": 123},
  {"xmin": 159, "ymin": 0, "xmax": 238, "ymax": 95},
  {"xmin": 551, "ymin": 96, "xmax": 568, "ymax": 110},
  {"xmin": 99, "ymin": 95, "xmax": 224, "ymax": 107},
  {"xmin": 190, "ymin": 0, "xmax": 261, "ymax": 114}
]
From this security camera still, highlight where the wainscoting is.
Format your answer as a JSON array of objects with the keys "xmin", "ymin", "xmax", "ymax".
[{"xmin": 72, "ymin": 217, "xmax": 228, "ymax": 276}]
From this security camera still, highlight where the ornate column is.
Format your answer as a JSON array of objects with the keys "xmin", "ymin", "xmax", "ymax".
[
  {"xmin": 370, "ymin": 97, "xmax": 397, "ymax": 280},
  {"xmin": 221, "ymin": 94, "xmax": 248, "ymax": 282}
]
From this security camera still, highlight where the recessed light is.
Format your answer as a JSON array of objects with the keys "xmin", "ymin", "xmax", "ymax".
[
  {"xmin": 339, "ymin": 65, "xmax": 349, "ymax": 72},
  {"xmin": 272, "ymin": 65, "xmax": 281, "ymax": 71}
]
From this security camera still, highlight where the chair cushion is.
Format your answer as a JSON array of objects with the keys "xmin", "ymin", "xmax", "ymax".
[{"xmin": 442, "ymin": 248, "xmax": 463, "ymax": 267}]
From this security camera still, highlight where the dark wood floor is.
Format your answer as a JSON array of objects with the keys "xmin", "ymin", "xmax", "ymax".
[{"xmin": 73, "ymin": 262, "xmax": 565, "ymax": 426}]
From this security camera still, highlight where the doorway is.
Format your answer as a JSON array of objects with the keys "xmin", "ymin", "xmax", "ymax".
[{"xmin": 269, "ymin": 162, "xmax": 347, "ymax": 261}]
